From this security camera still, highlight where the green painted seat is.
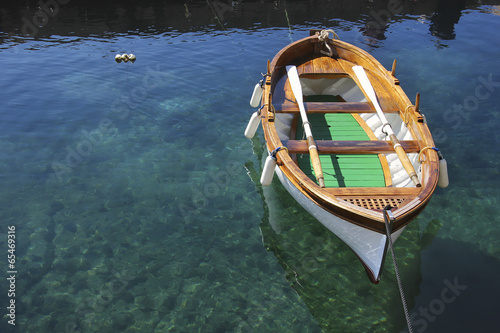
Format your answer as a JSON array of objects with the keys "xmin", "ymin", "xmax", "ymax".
[{"xmin": 296, "ymin": 113, "xmax": 386, "ymax": 188}]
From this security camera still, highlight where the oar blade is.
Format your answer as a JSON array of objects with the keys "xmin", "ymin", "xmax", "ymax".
[
  {"xmin": 352, "ymin": 65, "xmax": 383, "ymax": 115},
  {"xmin": 286, "ymin": 65, "xmax": 325, "ymax": 188},
  {"xmin": 286, "ymin": 65, "xmax": 304, "ymax": 106}
]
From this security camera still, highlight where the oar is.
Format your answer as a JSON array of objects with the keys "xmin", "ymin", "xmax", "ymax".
[
  {"xmin": 286, "ymin": 65, "xmax": 326, "ymax": 188},
  {"xmin": 352, "ymin": 65, "xmax": 421, "ymax": 187}
]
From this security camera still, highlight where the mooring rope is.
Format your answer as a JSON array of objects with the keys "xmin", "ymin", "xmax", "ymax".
[
  {"xmin": 383, "ymin": 206, "xmax": 413, "ymax": 333},
  {"xmin": 205, "ymin": 0, "xmax": 226, "ymax": 31},
  {"xmin": 283, "ymin": 1, "xmax": 294, "ymax": 42}
]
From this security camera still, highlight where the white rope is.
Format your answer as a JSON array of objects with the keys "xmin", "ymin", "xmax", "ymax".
[
  {"xmin": 318, "ymin": 29, "xmax": 339, "ymax": 41},
  {"xmin": 317, "ymin": 29, "xmax": 339, "ymax": 57}
]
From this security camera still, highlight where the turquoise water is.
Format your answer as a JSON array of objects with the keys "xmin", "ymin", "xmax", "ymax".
[{"xmin": 1, "ymin": 1, "xmax": 500, "ymax": 332}]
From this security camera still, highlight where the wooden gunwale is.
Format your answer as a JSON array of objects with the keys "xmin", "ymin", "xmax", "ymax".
[{"xmin": 261, "ymin": 33, "xmax": 440, "ymax": 233}]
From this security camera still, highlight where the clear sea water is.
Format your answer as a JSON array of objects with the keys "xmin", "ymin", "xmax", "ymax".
[{"xmin": 1, "ymin": 1, "xmax": 500, "ymax": 332}]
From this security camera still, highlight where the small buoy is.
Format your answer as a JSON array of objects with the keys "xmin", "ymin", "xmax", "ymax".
[
  {"xmin": 260, "ymin": 155, "xmax": 277, "ymax": 186},
  {"xmin": 244, "ymin": 111, "xmax": 261, "ymax": 139},
  {"xmin": 115, "ymin": 53, "xmax": 136, "ymax": 64},
  {"xmin": 250, "ymin": 81, "xmax": 264, "ymax": 108},
  {"xmin": 438, "ymin": 158, "xmax": 449, "ymax": 188}
]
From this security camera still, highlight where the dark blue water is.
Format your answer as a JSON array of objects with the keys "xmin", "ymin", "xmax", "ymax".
[{"xmin": 1, "ymin": 1, "xmax": 500, "ymax": 332}]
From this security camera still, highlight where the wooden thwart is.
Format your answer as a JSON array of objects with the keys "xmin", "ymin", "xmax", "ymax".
[
  {"xmin": 275, "ymin": 102, "xmax": 399, "ymax": 113},
  {"xmin": 283, "ymin": 139, "xmax": 420, "ymax": 154}
]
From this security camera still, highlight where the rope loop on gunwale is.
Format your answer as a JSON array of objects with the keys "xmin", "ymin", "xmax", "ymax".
[
  {"xmin": 318, "ymin": 29, "xmax": 339, "ymax": 57},
  {"xmin": 269, "ymin": 146, "xmax": 289, "ymax": 161},
  {"xmin": 318, "ymin": 29, "xmax": 339, "ymax": 41},
  {"xmin": 403, "ymin": 105, "xmax": 414, "ymax": 125},
  {"xmin": 418, "ymin": 146, "xmax": 442, "ymax": 162}
]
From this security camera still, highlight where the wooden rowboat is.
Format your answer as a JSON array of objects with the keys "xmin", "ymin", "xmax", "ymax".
[{"xmin": 245, "ymin": 30, "xmax": 448, "ymax": 283}]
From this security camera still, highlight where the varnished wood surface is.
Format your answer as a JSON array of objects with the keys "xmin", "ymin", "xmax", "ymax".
[
  {"xmin": 274, "ymin": 102, "xmax": 399, "ymax": 113},
  {"xmin": 271, "ymin": 56, "xmax": 401, "ymax": 113},
  {"xmin": 324, "ymin": 187, "xmax": 420, "ymax": 196},
  {"xmin": 282, "ymin": 140, "xmax": 420, "ymax": 154}
]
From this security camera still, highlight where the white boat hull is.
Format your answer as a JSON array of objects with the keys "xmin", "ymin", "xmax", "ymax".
[{"xmin": 275, "ymin": 166, "xmax": 404, "ymax": 282}]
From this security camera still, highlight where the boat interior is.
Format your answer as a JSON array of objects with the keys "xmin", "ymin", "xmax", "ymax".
[{"xmin": 270, "ymin": 55, "xmax": 422, "ymax": 210}]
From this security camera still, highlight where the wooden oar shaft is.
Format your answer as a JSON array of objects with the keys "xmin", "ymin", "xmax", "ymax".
[
  {"xmin": 389, "ymin": 134, "xmax": 420, "ymax": 186},
  {"xmin": 287, "ymin": 65, "xmax": 326, "ymax": 188},
  {"xmin": 353, "ymin": 65, "xmax": 421, "ymax": 187},
  {"xmin": 299, "ymin": 113, "xmax": 324, "ymax": 186},
  {"xmin": 307, "ymin": 136, "xmax": 325, "ymax": 188}
]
